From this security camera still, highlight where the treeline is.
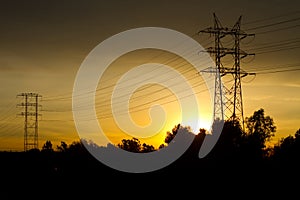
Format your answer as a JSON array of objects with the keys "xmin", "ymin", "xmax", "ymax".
[
  {"xmin": 15, "ymin": 108, "xmax": 300, "ymax": 167},
  {"xmin": 1, "ymin": 108, "xmax": 299, "ymax": 178},
  {"xmin": 33, "ymin": 108, "xmax": 300, "ymax": 175}
]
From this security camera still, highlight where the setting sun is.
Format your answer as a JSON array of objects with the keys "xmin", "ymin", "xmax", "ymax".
[{"xmin": 90, "ymin": 48, "xmax": 214, "ymax": 148}]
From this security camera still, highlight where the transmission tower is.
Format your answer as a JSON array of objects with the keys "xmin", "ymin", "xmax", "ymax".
[
  {"xmin": 198, "ymin": 13, "xmax": 255, "ymax": 129},
  {"xmin": 17, "ymin": 93, "xmax": 42, "ymax": 151}
]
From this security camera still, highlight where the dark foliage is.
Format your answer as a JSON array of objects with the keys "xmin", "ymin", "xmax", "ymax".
[{"xmin": 1, "ymin": 109, "xmax": 299, "ymax": 197}]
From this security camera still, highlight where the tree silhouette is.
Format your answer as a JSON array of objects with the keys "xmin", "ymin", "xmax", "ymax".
[
  {"xmin": 117, "ymin": 137, "xmax": 141, "ymax": 152},
  {"xmin": 116, "ymin": 124, "xmax": 189, "ymax": 153},
  {"xmin": 41, "ymin": 140, "xmax": 54, "ymax": 153},
  {"xmin": 158, "ymin": 143, "xmax": 166, "ymax": 149},
  {"xmin": 3, "ymin": 107, "xmax": 300, "ymax": 184},
  {"xmin": 164, "ymin": 124, "xmax": 180, "ymax": 144},
  {"xmin": 272, "ymin": 128, "xmax": 300, "ymax": 166},
  {"xmin": 198, "ymin": 128, "xmax": 207, "ymax": 135},
  {"xmin": 205, "ymin": 118, "xmax": 243, "ymax": 162},
  {"xmin": 141, "ymin": 143, "xmax": 155, "ymax": 152},
  {"xmin": 117, "ymin": 137, "xmax": 156, "ymax": 153},
  {"xmin": 57, "ymin": 141, "xmax": 68, "ymax": 152},
  {"xmin": 180, "ymin": 127, "xmax": 206, "ymax": 160},
  {"xmin": 243, "ymin": 108, "xmax": 276, "ymax": 160},
  {"xmin": 68, "ymin": 140, "xmax": 85, "ymax": 152}
]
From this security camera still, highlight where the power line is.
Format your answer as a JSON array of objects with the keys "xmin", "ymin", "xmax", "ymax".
[
  {"xmin": 243, "ymin": 10, "xmax": 300, "ymax": 25},
  {"xmin": 42, "ymin": 12, "xmax": 300, "ymax": 105},
  {"xmin": 42, "ymin": 33, "xmax": 210, "ymax": 101},
  {"xmin": 37, "ymin": 12, "xmax": 300, "ymax": 125},
  {"xmin": 246, "ymin": 62, "xmax": 300, "ymax": 71},
  {"xmin": 255, "ymin": 24, "xmax": 300, "ymax": 35},
  {"xmin": 255, "ymin": 45, "xmax": 300, "ymax": 55},
  {"xmin": 245, "ymin": 17, "xmax": 300, "ymax": 31},
  {"xmin": 254, "ymin": 68, "xmax": 300, "ymax": 74},
  {"xmin": 77, "ymin": 78, "xmax": 231, "ymax": 122}
]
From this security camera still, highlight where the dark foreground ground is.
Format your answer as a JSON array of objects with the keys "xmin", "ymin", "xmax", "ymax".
[
  {"xmin": 1, "ymin": 129, "xmax": 299, "ymax": 199},
  {"xmin": 0, "ymin": 148, "xmax": 298, "ymax": 199}
]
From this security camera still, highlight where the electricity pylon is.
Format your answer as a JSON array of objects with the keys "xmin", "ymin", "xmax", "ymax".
[
  {"xmin": 198, "ymin": 13, "xmax": 255, "ymax": 129},
  {"xmin": 17, "ymin": 93, "xmax": 42, "ymax": 151}
]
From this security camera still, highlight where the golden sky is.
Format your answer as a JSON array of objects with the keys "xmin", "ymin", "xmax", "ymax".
[{"xmin": 0, "ymin": 0, "xmax": 299, "ymax": 151}]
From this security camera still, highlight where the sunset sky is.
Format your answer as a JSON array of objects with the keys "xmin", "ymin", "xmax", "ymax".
[{"xmin": 0, "ymin": 0, "xmax": 299, "ymax": 151}]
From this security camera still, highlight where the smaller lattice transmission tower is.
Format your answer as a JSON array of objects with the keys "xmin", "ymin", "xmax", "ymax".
[
  {"xmin": 198, "ymin": 13, "xmax": 255, "ymax": 129},
  {"xmin": 17, "ymin": 92, "xmax": 42, "ymax": 151}
]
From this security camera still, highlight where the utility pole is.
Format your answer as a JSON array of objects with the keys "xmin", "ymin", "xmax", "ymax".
[
  {"xmin": 17, "ymin": 93, "xmax": 42, "ymax": 151},
  {"xmin": 198, "ymin": 13, "xmax": 255, "ymax": 129}
]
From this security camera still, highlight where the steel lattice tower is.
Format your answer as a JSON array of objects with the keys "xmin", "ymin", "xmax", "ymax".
[
  {"xmin": 198, "ymin": 13, "xmax": 255, "ymax": 129},
  {"xmin": 17, "ymin": 93, "xmax": 42, "ymax": 151}
]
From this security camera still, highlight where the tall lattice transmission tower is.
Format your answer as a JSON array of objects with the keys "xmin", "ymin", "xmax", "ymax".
[
  {"xmin": 198, "ymin": 13, "xmax": 255, "ymax": 129},
  {"xmin": 17, "ymin": 93, "xmax": 42, "ymax": 151}
]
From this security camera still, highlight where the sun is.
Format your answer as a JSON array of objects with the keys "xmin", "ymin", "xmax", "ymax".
[{"xmin": 197, "ymin": 118, "xmax": 213, "ymax": 133}]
